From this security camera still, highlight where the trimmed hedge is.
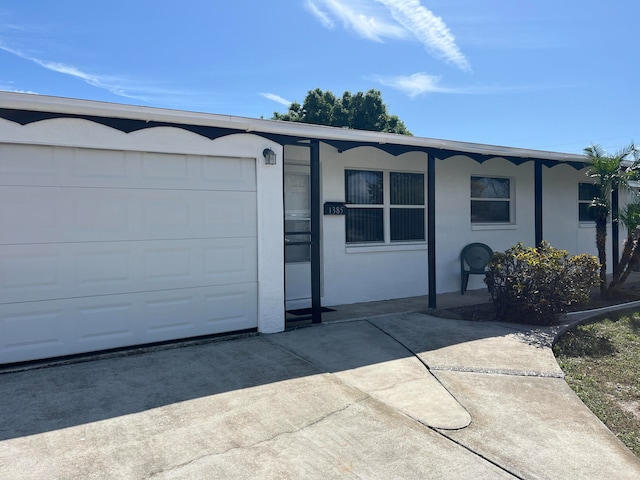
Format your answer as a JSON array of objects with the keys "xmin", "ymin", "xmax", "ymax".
[{"xmin": 485, "ymin": 242, "xmax": 599, "ymax": 325}]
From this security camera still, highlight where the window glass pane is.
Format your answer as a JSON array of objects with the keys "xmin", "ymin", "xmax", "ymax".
[
  {"xmin": 471, "ymin": 177, "xmax": 510, "ymax": 199},
  {"xmin": 345, "ymin": 170, "xmax": 383, "ymax": 204},
  {"xmin": 471, "ymin": 200, "xmax": 510, "ymax": 223},
  {"xmin": 579, "ymin": 183, "xmax": 600, "ymax": 201},
  {"xmin": 285, "ymin": 219, "xmax": 310, "ymax": 263},
  {"xmin": 579, "ymin": 203, "xmax": 596, "ymax": 222},
  {"xmin": 390, "ymin": 172, "xmax": 424, "ymax": 205},
  {"xmin": 284, "ymin": 173, "xmax": 310, "ymax": 214},
  {"xmin": 346, "ymin": 208, "xmax": 383, "ymax": 243},
  {"xmin": 390, "ymin": 208, "xmax": 425, "ymax": 241}
]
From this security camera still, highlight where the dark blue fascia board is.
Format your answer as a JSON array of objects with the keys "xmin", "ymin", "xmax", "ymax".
[
  {"xmin": 318, "ymin": 139, "xmax": 588, "ymax": 170},
  {"xmin": 431, "ymin": 148, "xmax": 587, "ymax": 170},
  {"xmin": 0, "ymin": 108, "xmax": 588, "ymax": 170},
  {"xmin": 0, "ymin": 108, "xmax": 302, "ymax": 146},
  {"xmin": 321, "ymin": 139, "xmax": 428, "ymax": 156}
]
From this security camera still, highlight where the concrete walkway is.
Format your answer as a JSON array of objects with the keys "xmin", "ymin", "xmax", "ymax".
[{"xmin": 1, "ymin": 312, "xmax": 640, "ymax": 479}]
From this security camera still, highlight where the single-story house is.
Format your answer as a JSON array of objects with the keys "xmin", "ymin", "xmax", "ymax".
[{"xmin": 0, "ymin": 92, "xmax": 620, "ymax": 364}]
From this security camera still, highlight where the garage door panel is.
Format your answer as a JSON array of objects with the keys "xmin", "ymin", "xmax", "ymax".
[
  {"xmin": 202, "ymin": 283, "xmax": 258, "ymax": 331},
  {"xmin": 0, "ymin": 299, "xmax": 140, "ymax": 362},
  {"xmin": 141, "ymin": 284, "xmax": 257, "ymax": 341},
  {"xmin": 76, "ymin": 248, "xmax": 132, "ymax": 288},
  {"xmin": 203, "ymin": 239, "xmax": 257, "ymax": 282},
  {"xmin": 75, "ymin": 302, "xmax": 138, "ymax": 344},
  {"xmin": 1, "ymin": 244, "xmax": 134, "ymax": 303},
  {"xmin": 2, "ymin": 248, "xmax": 61, "ymax": 294},
  {"xmin": 199, "ymin": 155, "xmax": 256, "ymax": 190},
  {"xmin": 73, "ymin": 147, "xmax": 129, "ymax": 178},
  {"xmin": 1, "ymin": 308, "xmax": 67, "ymax": 357},
  {"xmin": 0, "ymin": 188, "xmax": 59, "ymax": 237},
  {"xmin": 1, "ymin": 144, "xmax": 256, "ymax": 192},
  {"xmin": 0, "ymin": 283, "xmax": 258, "ymax": 363},
  {"xmin": 0, "ymin": 143, "xmax": 57, "ymax": 180},
  {"xmin": 1, "ymin": 238, "xmax": 257, "ymax": 304},
  {"xmin": 1, "ymin": 187, "xmax": 257, "ymax": 244}
]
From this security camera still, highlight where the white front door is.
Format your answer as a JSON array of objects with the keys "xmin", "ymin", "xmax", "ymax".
[{"xmin": 284, "ymin": 163, "xmax": 311, "ymax": 310}]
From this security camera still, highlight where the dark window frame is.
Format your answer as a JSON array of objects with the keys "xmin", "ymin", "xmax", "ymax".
[
  {"xmin": 345, "ymin": 169, "xmax": 425, "ymax": 244},
  {"xmin": 578, "ymin": 182, "xmax": 600, "ymax": 223},
  {"xmin": 470, "ymin": 176, "xmax": 512, "ymax": 224}
]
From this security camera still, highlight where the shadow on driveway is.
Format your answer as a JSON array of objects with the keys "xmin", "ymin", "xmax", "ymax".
[{"xmin": 0, "ymin": 313, "xmax": 548, "ymax": 441}]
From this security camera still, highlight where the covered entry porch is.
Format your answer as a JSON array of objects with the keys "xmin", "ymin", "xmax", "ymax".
[{"xmin": 282, "ymin": 137, "xmax": 589, "ymax": 326}]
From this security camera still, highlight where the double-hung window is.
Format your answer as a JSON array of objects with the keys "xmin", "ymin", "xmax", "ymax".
[
  {"xmin": 578, "ymin": 183, "xmax": 599, "ymax": 222},
  {"xmin": 345, "ymin": 169, "xmax": 425, "ymax": 244},
  {"xmin": 470, "ymin": 176, "xmax": 511, "ymax": 223},
  {"xmin": 390, "ymin": 172, "xmax": 425, "ymax": 241}
]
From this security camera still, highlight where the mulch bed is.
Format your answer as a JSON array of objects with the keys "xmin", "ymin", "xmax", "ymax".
[{"xmin": 433, "ymin": 284, "xmax": 640, "ymax": 323}]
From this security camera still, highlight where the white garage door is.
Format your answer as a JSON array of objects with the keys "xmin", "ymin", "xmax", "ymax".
[{"xmin": 0, "ymin": 144, "xmax": 258, "ymax": 364}]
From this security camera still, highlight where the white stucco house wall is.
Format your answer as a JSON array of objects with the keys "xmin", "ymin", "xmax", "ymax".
[{"xmin": 0, "ymin": 92, "xmax": 619, "ymax": 364}]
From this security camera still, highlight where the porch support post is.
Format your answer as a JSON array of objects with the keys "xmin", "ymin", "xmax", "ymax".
[
  {"xmin": 534, "ymin": 161, "xmax": 543, "ymax": 246},
  {"xmin": 310, "ymin": 139, "xmax": 322, "ymax": 323},
  {"xmin": 427, "ymin": 152, "xmax": 437, "ymax": 309},
  {"xmin": 612, "ymin": 188, "xmax": 620, "ymax": 277}
]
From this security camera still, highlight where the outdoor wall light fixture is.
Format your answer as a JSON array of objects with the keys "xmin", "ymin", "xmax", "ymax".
[{"xmin": 263, "ymin": 148, "xmax": 277, "ymax": 165}]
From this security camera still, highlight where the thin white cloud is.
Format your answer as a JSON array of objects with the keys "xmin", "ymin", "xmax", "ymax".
[
  {"xmin": 376, "ymin": 72, "xmax": 574, "ymax": 98},
  {"xmin": 259, "ymin": 92, "xmax": 292, "ymax": 106},
  {"xmin": 375, "ymin": 72, "xmax": 447, "ymax": 97},
  {"xmin": 0, "ymin": 41, "xmax": 211, "ymax": 105},
  {"xmin": 307, "ymin": 0, "xmax": 407, "ymax": 42},
  {"xmin": 0, "ymin": 82, "xmax": 38, "ymax": 94},
  {"xmin": 376, "ymin": 0, "xmax": 470, "ymax": 71},
  {"xmin": 0, "ymin": 42, "xmax": 150, "ymax": 100},
  {"xmin": 0, "ymin": 23, "xmax": 27, "ymax": 32},
  {"xmin": 305, "ymin": 1, "xmax": 334, "ymax": 29},
  {"xmin": 306, "ymin": 0, "xmax": 469, "ymax": 70}
]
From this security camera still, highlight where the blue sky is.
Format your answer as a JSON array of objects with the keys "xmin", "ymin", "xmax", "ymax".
[{"xmin": 1, "ymin": 0, "xmax": 638, "ymax": 154}]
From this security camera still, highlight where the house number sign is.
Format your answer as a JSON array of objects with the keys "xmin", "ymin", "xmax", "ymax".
[{"xmin": 324, "ymin": 202, "xmax": 346, "ymax": 215}]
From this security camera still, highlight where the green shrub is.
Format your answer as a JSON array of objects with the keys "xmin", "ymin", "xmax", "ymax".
[{"xmin": 485, "ymin": 241, "xmax": 599, "ymax": 325}]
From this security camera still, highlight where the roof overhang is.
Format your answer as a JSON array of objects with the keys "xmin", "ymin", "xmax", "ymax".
[{"xmin": 0, "ymin": 91, "xmax": 588, "ymax": 169}]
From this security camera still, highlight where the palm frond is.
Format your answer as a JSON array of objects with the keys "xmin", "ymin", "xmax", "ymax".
[
  {"xmin": 616, "ymin": 142, "xmax": 637, "ymax": 161},
  {"xmin": 584, "ymin": 143, "xmax": 606, "ymax": 159}
]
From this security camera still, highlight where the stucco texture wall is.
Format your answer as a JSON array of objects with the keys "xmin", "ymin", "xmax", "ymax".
[
  {"xmin": 320, "ymin": 145, "xmax": 429, "ymax": 306},
  {"xmin": 317, "ymin": 148, "xmax": 609, "ymax": 303}
]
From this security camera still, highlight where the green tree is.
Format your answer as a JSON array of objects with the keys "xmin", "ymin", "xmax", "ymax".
[
  {"xmin": 584, "ymin": 143, "xmax": 640, "ymax": 296},
  {"xmin": 272, "ymin": 88, "xmax": 411, "ymax": 135}
]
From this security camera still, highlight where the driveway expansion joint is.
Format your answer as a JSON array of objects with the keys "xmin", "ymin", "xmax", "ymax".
[
  {"xmin": 434, "ymin": 428, "xmax": 526, "ymax": 480},
  {"xmin": 429, "ymin": 365, "xmax": 565, "ymax": 378}
]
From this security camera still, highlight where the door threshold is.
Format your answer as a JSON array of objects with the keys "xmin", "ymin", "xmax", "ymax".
[{"xmin": 286, "ymin": 306, "xmax": 335, "ymax": 316}]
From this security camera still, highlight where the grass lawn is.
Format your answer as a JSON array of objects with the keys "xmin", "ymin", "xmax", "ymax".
[{"xmin": 553, "ymin": 309, "xmax": 640, "ymax": 458}]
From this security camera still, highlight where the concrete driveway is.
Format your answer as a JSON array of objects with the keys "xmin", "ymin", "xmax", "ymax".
[{"xmin": 1, "ymin": 313, "xmax": 639, "ymax": 479}]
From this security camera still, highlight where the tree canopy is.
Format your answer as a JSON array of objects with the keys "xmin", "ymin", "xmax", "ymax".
[{"xmin": 272, "ymin": 88, "xmax": 411, "ymax": 135}]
